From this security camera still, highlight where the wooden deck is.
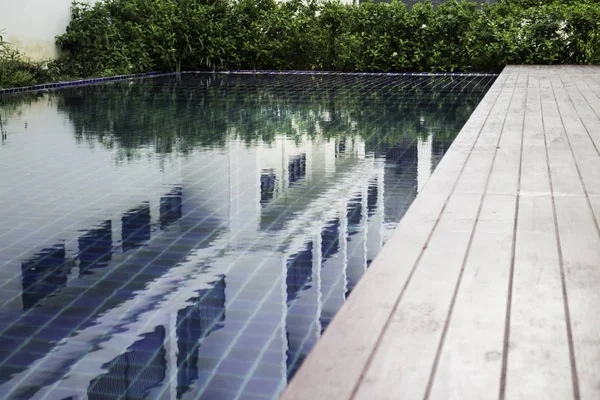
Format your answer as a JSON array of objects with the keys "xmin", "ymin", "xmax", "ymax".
[{"xmin": 280, "ymin": 65, "xmax": 600, "ymax": 400}]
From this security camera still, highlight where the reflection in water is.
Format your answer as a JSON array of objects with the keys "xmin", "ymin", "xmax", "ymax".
[
  {"xmin": 286, "ymin": 243, "xmax": 314, "ymax": 304},
  {"xmin": 176, "ymin": 277, "xmax": 226, "ymax": 398},
  {"xmin": 78, "ymin": 220, "xmax": 113, "ymax": 276},
  {"xmin": 260, "ymin": 170, "xmax": 277, "ymax": 206},
  {"xmin": 321, "ymin": 219, "xmax": 340, "ymax": 260},
  {"xmin": 285, "ymin": 242, "xmax": 315, "ymax": 379},
  {"xmin": 160, "ymin": 187, "xmax": 183, "ymax": 230},
  {"xmin": 21, "ymin": 245, "xmax": 68, "ymax": 310},
  {"xmin": 288, "ymin": 154, "xmax": 306, "ymax": 186},
  {"xmin": 347, "ymin": 196, "xmax": 363, "ymax": 235},
  {"xmin": 0, "ymin": 73, "xmax": 495, "ymax": 399},
  {"xmin": 88, "ymin": 326, "xmax": 167, "ymax": 400},
  {"xmin": 122, "ymin": 204, "xmax": 152, "ymax": 251}
]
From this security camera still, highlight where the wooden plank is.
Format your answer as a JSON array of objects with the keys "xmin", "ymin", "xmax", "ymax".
[
  {"xmin": 539, "ymin": 74, "xmax": 585, "ymax": 198},
  {"xmin": 427, "ymin": 195, "xmax": 515, "ymax": 400},
  {"xmin": 426, "ymin": 74, "xmax": 527, "ymax": 400},
  {"xmin": 504, "ymin": 69, "xmax": 574, "ymax": 400},
  {"xmin": 450, "ymin": 73, "xmax": 509, "ymax": 150},
  {"xmin": 519, "ymin": 76, "xmax": 550, "ymax": 197},
  {"xmin": 453, "ymin": 148, "xmax": 495, "ymax": 194},
  {"xmin": 353, "ymin": 193, "xmax": 480, "ymax": 400},
  {"xmin": 553, "ymin": 196, "xmax": 600, "ymax": 400},
  {"xmin": 571, "ymin": 75, "xmax": 600, "ymax": 143},
  {"xmin": 486, "ymin": 148, "xmax": 520, "ymax": 195},
  {"xmin": 550, "ymin": 73, "xmax": 600, "ymax": 197},
  {"xmin": 548, "ymin": 69, "xmax": 600, "ymax": 400},
  {"xmin": 561, "ymin": 74, "xmax": 600, "ymax": 198},
  {"xmin": 453, "ymin": 74, "xmax": 521, "ymax": 195},
  {"xmin": 506, "ymin": 194, "xmax": 574, "ymax": 400},
  {"xmin": 486, "ymin": 74, "xmax": 528, "ymax": 196}
]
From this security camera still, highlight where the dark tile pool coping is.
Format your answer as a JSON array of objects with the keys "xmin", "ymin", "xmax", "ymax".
[
  {"xmin": 212, "ymin": 70, "xmax": 499, "ymax": 77},
  {"xmin": 0, "ymin": 72, "xmax": 173, "ymax": 95},
  {"xmin": 0, "ymin": 70, "xmax": 499, "ymax": 95}
]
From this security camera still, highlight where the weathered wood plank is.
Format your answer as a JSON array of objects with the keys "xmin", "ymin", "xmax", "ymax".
[
  {"xmin": 427, "ymin": 195, "xmax": 515, "ymax": 400},
  {"xmin": 426, "ymin": 74, "xmax": 527, "ymax": 400},
  {"xmin": 551, "ymin": 73, "xmax": 600, "ymax": 197},
  {"xmin": 553, "ymin": 195, "xmax": 600, "ymax": 400},
  {"xmin": 504, "ymin": 70, "xmax": 574, "ymax": 400},
  {"xmin": 353, "ymin": 193, "xmax": 480, "ymax": 400},
  {"xmin": 539, "ymin": 74, "xmax": 585, "ymax": 198},
  {"xmin": 548, "ymin": 70, "xmax": 600, "ymax": 400},
  {"xmin": 507, "ymin": 194, "xmax": 574, "ymax": 400}
]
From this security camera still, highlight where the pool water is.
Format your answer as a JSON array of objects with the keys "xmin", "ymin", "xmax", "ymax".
[{"xmin": 0, "ymin": 73, "xmax": 495, "ymax": 400}]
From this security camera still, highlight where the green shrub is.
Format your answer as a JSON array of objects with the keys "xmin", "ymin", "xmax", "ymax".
[
  {"xmin": 0, "ymin": 30, "xmax": 74, "ymax": 88},
  {"xmin": 0, "ymin": 34, "xmax": 38, "ymax": 88},
  {"xmin": 54, "ymin": 0, "xmax": 600, "ymax": 77},
  {"xmin": 3, "ymin": 0, "xmax": 600, "ymax": 88}
]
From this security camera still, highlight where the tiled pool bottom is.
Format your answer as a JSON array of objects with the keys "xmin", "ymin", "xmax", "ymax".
[{"xmin": 0, "ymin": 73, "xmax": 496, "ymax": 399}]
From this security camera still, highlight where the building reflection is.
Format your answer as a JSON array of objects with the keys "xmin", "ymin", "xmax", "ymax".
[
  {"xmin": 365, "ymin": 137, "xmax": 420, "ymax": 229},
  {"xmin": 288, "ymin": 154, "xmax": 306, "ymax": 186},
  {"xmin": 21, "ymin": 245, "xmax": 69, "ymax": 310},
  {"xmin": 347, "ymin": 196, "xmax": 363, "ymax": 234},
  {"xmin": 285, "ymin": 242, "xmax": 317, "ymax": 380},
  {"xmin": 2, "ymin": 186, "xmax": 200, "ymax": 388},
  {"xmin": 320, "ymin": 219, "xmax": 340, "ymax": 260},
  {"xmin": 285, "ymin": 243, "xmax": 314, "ymax": 304},
  {"xmin": 78, "ymin": 220, "xmax": 112, "ymax": 276},
  {"xmin": 346, "ymin": 195, "xmax": 365, "ymax": 295},
  {"xmin": 319, "ymin": 218, "xmax": 343, "ymax": 332},
  {"xmin": 85, "ymin": 277, "xmax": 227, "ymax": 400},
  {"xmin": 367, "ymin": 180, "xmax": 378, "ymax": 218},
  {"xmin": 1, "ymin": 131, "xmax": 436, "ymax": 399},
  {"xmin": 160, "ymin": 187, "xmax": 183, "ymax": 230},
  {"xmin": 88, "ymin": 325, "xmax": 167, "ymax": 400},
  {"xmin": 176, "ymin": 276, "xmax": 226, "ymax": 398},
  {"xmin": 260, "ymin": 170, "xmax": 277, "ymax": 206},
  {"xmin": 122, "ymin": 203, "xmax": 151, "ymax": 251}
]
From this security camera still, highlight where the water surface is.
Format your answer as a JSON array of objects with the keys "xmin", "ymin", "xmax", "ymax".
[{"xmin": 0, "ymin": 73, "xmax": 495, "ymax": 399}]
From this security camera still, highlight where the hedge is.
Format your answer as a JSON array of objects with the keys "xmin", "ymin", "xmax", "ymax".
[{"xmin": 2, "ymin": 0, "xmax": 600, "ymax": 88}]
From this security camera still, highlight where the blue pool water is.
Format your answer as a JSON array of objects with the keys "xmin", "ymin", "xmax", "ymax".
[{"xmin": 0, "ymin": 73, "xmax": 495, "ymax": 399}]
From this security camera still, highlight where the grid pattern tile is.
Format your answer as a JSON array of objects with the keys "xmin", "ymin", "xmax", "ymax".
[{"xmin": 0, "ymin": 73, "xmax": 495, "ymax": 399}]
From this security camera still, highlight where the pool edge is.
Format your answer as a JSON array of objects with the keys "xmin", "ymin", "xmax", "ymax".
[{"xmin": 0, "ymin": 71, "xmax": 499, "ymax": 95}]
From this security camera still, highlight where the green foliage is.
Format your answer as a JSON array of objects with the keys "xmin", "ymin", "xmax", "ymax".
[
  {"xmin": 0, "ymin": 34, "xmax": 43, "ymax": 88},
  {"xmin": 3, "ymin": 0, "xmax": 600, "ymax": 88},
  {"xmin": 54, "ymin": 0, "xmax": 600, "ymax": 77},
  {"xmin": 0, "ymin": 30, "xmax": 77, "ymax": 88}
]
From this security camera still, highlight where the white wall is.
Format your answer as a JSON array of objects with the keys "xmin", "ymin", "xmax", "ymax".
[{"xmin": 0, "ymin": 0, "xmax": 96, "ymax": 60}]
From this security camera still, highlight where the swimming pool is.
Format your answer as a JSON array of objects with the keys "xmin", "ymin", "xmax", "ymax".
[{"xmin": 0, "ymin": 73, "xmax": 495, "ymax": 399}]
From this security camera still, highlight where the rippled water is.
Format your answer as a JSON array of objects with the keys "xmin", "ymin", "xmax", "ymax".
[{"xmin": 0, "ymin": 73, "xmax": 495, "ymax": 399}]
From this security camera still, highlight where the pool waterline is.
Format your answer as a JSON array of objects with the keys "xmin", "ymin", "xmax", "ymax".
[{"xmin": 0, "ymin": 73, "xmax": 496, "ymax": 399}]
